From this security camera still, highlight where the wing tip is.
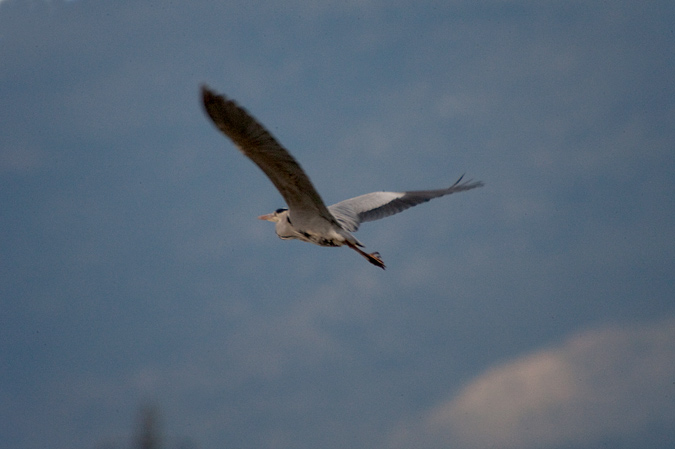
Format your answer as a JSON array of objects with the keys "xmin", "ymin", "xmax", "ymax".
[
  {"xmin": 200, "ymin": 86, "xmax": 240, "ymax": 131},
  {"xmin": 201, "ymin": 84, "xmax": 223, "ymax": 109},
  {"xmin": 452, "ymin": 173, "xmax": 484, "ymax": 190}
]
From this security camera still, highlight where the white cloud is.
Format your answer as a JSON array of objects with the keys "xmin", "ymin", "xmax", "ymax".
[{"xmin": 389, "ymin": 317, "xmax": 675, "ymax": 449}]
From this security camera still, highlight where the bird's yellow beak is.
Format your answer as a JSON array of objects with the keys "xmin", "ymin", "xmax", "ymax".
[{"xmin": 258, "ymin": 213, "xmax": 275, "ymax": 221}]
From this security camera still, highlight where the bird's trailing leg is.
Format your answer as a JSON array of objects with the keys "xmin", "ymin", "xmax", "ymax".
[{"xmin": 346, "ymin": 241, "xmax": 386, "ymax": 269}]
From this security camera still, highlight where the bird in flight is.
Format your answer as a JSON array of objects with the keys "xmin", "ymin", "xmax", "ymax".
[{"xmin": 201, "ymin": 86, "xmax": 483, "ymax": 269}]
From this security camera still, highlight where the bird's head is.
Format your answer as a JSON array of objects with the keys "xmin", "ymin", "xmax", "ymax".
[{"xmin": 258, "ymin": 208, "xmax": 288, "ymax": 223}]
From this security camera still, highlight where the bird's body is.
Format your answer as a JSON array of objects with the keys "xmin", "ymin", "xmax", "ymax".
[
  {"xmin": 265, "ymin": 208, "xmax": 357, "ymax": 248},
  {"xmin": 201, "ymin": 86, "xmax": 483, "ymax": 269}
]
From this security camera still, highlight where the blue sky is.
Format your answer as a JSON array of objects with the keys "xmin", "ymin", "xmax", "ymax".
[{"xmin": 1, "ymin": 0, "xmax": 674, "ymax": 448}]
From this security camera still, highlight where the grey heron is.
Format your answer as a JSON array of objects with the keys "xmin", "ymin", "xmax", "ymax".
[{"xmin": 201, "ymin": 86, "xmax": 483, "ymax": 269}]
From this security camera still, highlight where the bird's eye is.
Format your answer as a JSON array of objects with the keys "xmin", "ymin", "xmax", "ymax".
[{"xmin": 275, "ymin": 208, "xmax": 287, "ymax": 214}]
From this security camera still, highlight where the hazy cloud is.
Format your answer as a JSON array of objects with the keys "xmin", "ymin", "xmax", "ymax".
[{"xmin": 391, "ymin": 317, "xmax": 675, "ymax": 448}]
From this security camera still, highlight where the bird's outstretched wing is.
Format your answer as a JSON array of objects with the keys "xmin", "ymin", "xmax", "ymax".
[
  {"xmin": 201, "ymin": 86, "xmax": 337, "ymax": 224},
  {"xmin": 328, "ymin": 175, "xmax": 484, "ymax": 232}
]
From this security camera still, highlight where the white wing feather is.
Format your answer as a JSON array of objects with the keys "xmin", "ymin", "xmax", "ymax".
[{"xmin": 328, "ymin": 176, "xmax": 484, "ymax": 232}]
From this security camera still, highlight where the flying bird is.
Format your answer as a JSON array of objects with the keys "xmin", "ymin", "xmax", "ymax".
[{"xmin": 201, "ymin": 86, "xmax": 483, "ymax": 269}]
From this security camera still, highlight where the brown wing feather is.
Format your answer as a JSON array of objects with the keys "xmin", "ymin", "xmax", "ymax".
[{"xmin": 201, "ymin": 86, "xmax": 336, "ymax": 223}]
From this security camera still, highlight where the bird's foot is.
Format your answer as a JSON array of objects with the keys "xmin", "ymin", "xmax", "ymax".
[
  {"xmin": 346, "ymin": 241, "xmax": 386, "ymax": 269},
  {"xmin": 366, "ymin": 251, "xmax": 386, "ymax": 270}
]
